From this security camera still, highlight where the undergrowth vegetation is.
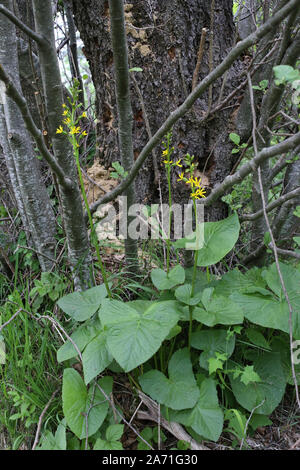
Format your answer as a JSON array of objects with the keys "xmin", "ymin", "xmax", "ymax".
[
  {"xmin": 0, "ymin": 0, "xmax": 300, "ymax": 453},
  {"xmin": 1, "ymin": 182, "xmax": 300, "ymax": 449}
]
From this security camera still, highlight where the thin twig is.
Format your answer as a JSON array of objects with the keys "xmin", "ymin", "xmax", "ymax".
[
  {"xmin": 240, "ymin": 187, "xmax": 300, "ymax": 221},
  {"xmin": 268, "ymin": 243, "xmax": 300, "ymax": 260},
  {"xmin": 240, "ymin": 399, "xmax": 265, "ymax": 450},
  {"xmin": 0, "ymin": 308, "xmax": 22, "ymax": 333},
  {"xmin": 95, "ymin": 383, "xmax": 154, "ymax": 450},
  {"xmin": 248, "ymin": 72, "xmax": 300, "ymax": 409},
  {"xmin": 32, "ymin": 388, "xmax": 59, "ymax": 450},
  {"xmin": 192, "ymin": 28, "xmax": 208, "ymax": 91}
]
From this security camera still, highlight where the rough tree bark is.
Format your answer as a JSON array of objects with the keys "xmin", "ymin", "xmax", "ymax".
[
  {"xmin": 0, "ymin": 0, "xmax": 56, "ymax": 271},
  {"xmin": 31, "ymin": 0, "xmax": 93, "ymax": 288},
  {"xmin": 72, "ymin": 0, "xmax": 242, "ymax": 221},
  {"xmin": 108, "ymin": 0, "xmax": 138, "ymax": 269}
]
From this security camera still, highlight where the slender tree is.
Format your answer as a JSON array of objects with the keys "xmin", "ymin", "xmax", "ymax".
[
  {"xmin": 108, "ymin": 0, "xmax": 139, "ymax": 270},
  {"xmin": 0, "ymin": 0, "xmax": 56, "ymax": 271},
  {"xmin": 0, "ymin": 0, "xmax": 93, "ymax": 288}
]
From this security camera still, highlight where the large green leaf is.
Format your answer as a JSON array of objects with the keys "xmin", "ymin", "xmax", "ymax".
[
  {"xmin": 82, "ymin": 331, "xmax": 113, "ymax": 384},
  {"xmin": 213, "ymin": 267, "xmax": 266, "ymax": 297},
  {"xmin": 57, "ymin": 319, "xmax": 101, "ymax": 362},
  {"xmin": 192, "ymin": 288, "xmax": 243, "ymax": 326},
  {"xmin": 231, "ymin": 263, "xmax": 300, "ymax": 338},
  {"xmin": 57, "ymin": 284, "xmax": 109, "ymax": 322},
  {"xmin": 99, "ymin": 300, "xmax": 180, "ymax": 372},
  {"xmin": 175, "ymin": 284, "xmax": 202, "ymax": 306},
  {"xmin": 229, "ymin": 353, "xmax": 286, "ymax": 415},
  {"xmin": 62, "ymin": 369, "xmax": 112, "ymax": 439},
  {"xmin": 151, "ymin": 265, "xmax": 185, "ymax": 290},
  {"xmin": 196, "ymin": 213, "xmax": 240, "ymax": 266},
  {"xmin": 271, "ymin": 336, "xmax": 300, "ymax": 385},
  {"xmin": 191, "ymin": 329, "xmax": 235, "ymax": 370},
  {"xmin": 169, "ymin": 378, "xmax": 223, "ymax": 441},
  {"xmin": 139, "ymin": 348, "xmax": 199, "ymax": 410},
  {"xmin": 263, "ymin": 262, "xmax": 300, "ymax": 298}
]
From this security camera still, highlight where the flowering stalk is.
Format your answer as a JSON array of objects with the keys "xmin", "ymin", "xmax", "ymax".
[
  {"xmin": 177, "ymin": 152, "xmax": 206, "ymax": 349},
  {"xmin": 56, "ymin": 82, "xmax": 111, "ymax": 297},
  {"xmin": 162, "ymin": 132, "xmax": 174, "ymax": 273}
]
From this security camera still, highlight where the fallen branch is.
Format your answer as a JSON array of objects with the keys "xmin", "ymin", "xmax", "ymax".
[{"xmin": 137, "ymin": 391, "xmax": 209, "ymax": 450}]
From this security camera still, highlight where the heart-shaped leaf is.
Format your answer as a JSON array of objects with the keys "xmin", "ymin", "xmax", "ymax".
[
  {"xmin": 57, "ymin": 284, "xmax": 110, "ymax": 321},
  {"xmin": 139, "ymin": 348, "xmax": 199, "ymax": 410},
  {"xmin": 191, "ymin": 329, "xmax": 235, "ymax": 370},
  {"xmin": 229, "ymin": 352, "xmax": 286, "ymax": 415},
  {"xmin": 193, "ymin": 288, "xmax": 243, "ymax": 326},
  {"xmin": 57, "ymin": 319, "xmax": 101, "ymax": 362},
  {"xmin": 151, "ymin": 265, "xmax": 185, "ymax": 290},
  {"xmin": 82, "ymin": 331, "xmax": 113, "ymax": 384},
  {"xmin": 99, "ymin": 300, "xmax": 180, "ymax": 372},
  {"xmin": 169, "ymin": 378, "xmax": 223, "ymax": 441},
  {"xmin": 175, "ymin": 284, "xmax": 202, "ymax": 306},
  {"xmin": 62, "ymin": 369, "xmax": 112, "ymax": 439},
  {"xmin": 231, "ymin": 264, "xmax": 300, "ymax": 339},
  {"xmin": 196, "ymin": 213, "xmax": 240, "ymax": 266}
]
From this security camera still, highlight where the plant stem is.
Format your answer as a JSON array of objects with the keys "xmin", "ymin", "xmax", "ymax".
[
  {"xmin": 189, "ymin": 199, "xmax": 199, "ymax": 350},
  {"xmin": 72, "ymin": 133, "xmax": 111, "ymax": 297}
]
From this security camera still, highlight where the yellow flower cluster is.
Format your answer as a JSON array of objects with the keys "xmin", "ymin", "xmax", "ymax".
[
  {"xmin": 161, "ymin": 142, "xmax": 205, "ymax": 199},
  {"xmin": 177, "ymin": 173, "xmax": 206, "ymax": 199},
  {"xmin": 55, "ymin": 104, "xmax": 89, "ymax": 137}
]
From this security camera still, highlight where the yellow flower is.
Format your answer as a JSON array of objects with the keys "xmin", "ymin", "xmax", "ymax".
[
  {"xmin": 70, "ymin": 126, "xmax": 81, "ymax": 135},
  {"xmin": 81, "ymin": 111, "xmax": 87, "ymax": 118},
  {"xmin": 175, "ymin": 159, "xmax": 182, "ymax": 167},
  {"xmin": 56, "ymin": 125, "xmax": 64, "ymax": 134},
  {"xmin": 196, "ymin": 187, "xmax": 206, "ymax": 198},
  {"xmin": 81, "ymin": 130, "xmax": 88, "ymax": 136},
  {"xmin": 62, "ymin": 103, "xmax": 67, "ymax": 108},
  {"xmin": 193, "ymin": 177, "xmax": 202, "ymax": 188},
  {"xmin": 185, "ymin": 177, "xmax": 194, "ymax": 186},
  {"xmin": 63, "ymin": 117, "xmax": 71, "ymax": 125},
  {"xmin": 177, "ymin": 172, "xmax": 185, "ymax": 182},
  {"xmin": 162, "ymin": 149, "xmax": 168, "ymax": 157},
  {"xmin": 163, "ymin": 159, "xmax": 173, "ymax": 165},
  {"xmin": 63, "ymin": 110, "xmax": 68, "ymax": 116},
  {"xmin": 190, "ymin": 186, "xmax": 206, "ymax": 200}
]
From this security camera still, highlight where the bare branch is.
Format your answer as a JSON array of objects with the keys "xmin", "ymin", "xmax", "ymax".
[
  {"xmin": 240, "ymin": 187, "xmax": 300, "ymax": 221},
  {"xmin": 0, "ymin": 4, "xmax": 44, "ymax": 45},
  {"xmin": 138, "ymin": 391, "xmax": 209, "ymax": 450},
  {"xmin": 268, "ymin": 243, "xmax": 300, "ymax": 260},
  {"xmin": 87, "ymin": 0, "xmax": 299, "ymax": 216},
  {"xmin": 203, "ymin": 132, "xmax": 300, "ymax": 208},
  {"xmin": 248, "ymin": 72, "xmax": 300, "ymax": 410},
  {"xmin": 0, "ymin": 64, "xmax": 73, "ymax": 189}
]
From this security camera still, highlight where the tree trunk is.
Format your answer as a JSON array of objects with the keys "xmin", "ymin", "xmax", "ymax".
[
  {"xmin": 72, "ymin": 0, "xmax": 241, "ymax": 221},
  {"xmin": 0, "ymin": 0, "xmax": 56, "ymax": 271},
  {"xmin": 32, "ymin": 0, "xmax": 93, "ymax": 289}
]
